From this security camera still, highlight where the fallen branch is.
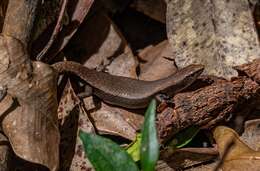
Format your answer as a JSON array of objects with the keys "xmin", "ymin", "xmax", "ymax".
[{"xmin": 157, "ymin": 61, "xmax": 260, "ymax": 143}]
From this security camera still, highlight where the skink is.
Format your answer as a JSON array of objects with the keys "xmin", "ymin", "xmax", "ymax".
[{"xmin": 53, "ymin": 61, "xmax": 204, "ymax": 109}]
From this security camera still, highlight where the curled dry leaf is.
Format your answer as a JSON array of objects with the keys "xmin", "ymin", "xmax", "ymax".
[
  {"xmin": 0, "ymin": 35, "xmax": 59, "ymax": 171},
  {"xmin": 166, "ymin": 0, "xmax": 260, "ymax": 79},
  {"xmin": 213, "ymin": 126, "xmax": 260, "ymax": 171}
]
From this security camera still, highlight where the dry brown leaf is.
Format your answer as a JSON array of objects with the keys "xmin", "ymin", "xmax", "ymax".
[
  {"xmin": 138, "ymin": 40, "xmax": 177, "ymax": 81},
  {"xmin": 213, "ymin": 126, "xmax": 260, "ymax": 171},
  {"xmin": 166, "ymin": 0, "xmax": 260, "ymax": 79},
  {"xmin": 89, "ymin": 103, "xmax": 143, "ymax": 140},
  {"xmin": 0, "ymin": 35, "xmax": 59, "ymax": 171}
]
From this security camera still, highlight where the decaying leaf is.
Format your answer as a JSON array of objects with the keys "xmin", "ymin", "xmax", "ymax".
[
  {"xmin": 0, "ymin": 35, "xmax": 59, "ymax": 171},
  {"xmin": 166, "ymin": 0, "xmax": 260, "ymax": 79},
  {"xmin": 90, "ymin": 103, "xmax": 142, "ymax": 140},
  {"xmin": 213, "ymin": 126, "xmax": 260, "ymax": 170}
]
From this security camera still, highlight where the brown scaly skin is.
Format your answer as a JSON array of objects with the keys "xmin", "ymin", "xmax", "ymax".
[{"xmin": 53, "ymin": 61, "xmax": 204, "ymax": 109}]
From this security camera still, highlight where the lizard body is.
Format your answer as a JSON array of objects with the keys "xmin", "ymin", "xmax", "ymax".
[{"xmin": 53, "ymin": 61, "xmax": 203, "ymax": 108}]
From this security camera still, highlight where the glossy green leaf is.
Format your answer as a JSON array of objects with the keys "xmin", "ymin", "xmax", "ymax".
[
  {"xmin": 140, "ymin": 99, "xmax": 159, "ymax": 171},
  {"xmin": 79, "ymin": 130, "xmax": 139, "ymax": 171},
  {"xmin": 126, "ymin": 133, "xmax": 142, "ymax": 162},
  {"xmin": 169, "ymin": 126, "xmax": 200, "ymax": 148}
]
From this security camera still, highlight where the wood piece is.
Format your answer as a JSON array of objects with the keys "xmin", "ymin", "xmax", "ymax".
[
  {"xmin": 235, "ymin": 58, "xmax": 260, "ymax": 84},
  {"xmin": 157, "ymin": 76, "xmax": 260, "ymax": 143}
]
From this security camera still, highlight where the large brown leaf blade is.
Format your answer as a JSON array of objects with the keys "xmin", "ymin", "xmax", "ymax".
[
  {"xmin": 2, "ymin": 62, "xmax": 60, "ymax": 171},
  {"xmin": 166, "ymin": 0, "xmax": 260, "ymax": 79},
  {"xmin": 0, "ymin": 35, "xmax": 59, "ymax": 171}
]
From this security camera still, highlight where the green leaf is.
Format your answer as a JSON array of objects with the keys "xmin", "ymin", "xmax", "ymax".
[
  {"xmin": 79, "ymin": 130, "xmax": 139, "ymax": 171},
  {"xmin": 169, "ymin": 126, "xmax": 200, "ymax": 148},
  {"xmin": 126, "ymin": 133, "xmax": 142, "ymax": 162},
  {"xmin": 140, "ymin": 99, "xmax": 159, "ymax": 171}
]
